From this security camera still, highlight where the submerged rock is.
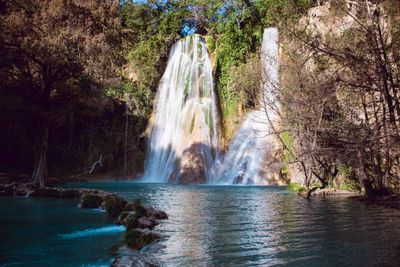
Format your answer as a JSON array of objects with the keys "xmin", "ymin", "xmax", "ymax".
[{"xmin": 112, "ymin": 245, "xmax": 160, "ymax": 267}]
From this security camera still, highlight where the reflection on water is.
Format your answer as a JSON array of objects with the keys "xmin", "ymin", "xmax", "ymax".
[{"xmin": 67, "ymin": 182, "xmax": 400, "ymax": 267}]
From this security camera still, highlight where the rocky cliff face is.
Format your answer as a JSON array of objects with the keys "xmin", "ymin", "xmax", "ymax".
[
  {"xmin": 281, "ymin": 0, "xmax": 395, "ymax": 188},
  {"xmin": 281, "ymin": 1, "xmax": 358, "ymax": 186}
]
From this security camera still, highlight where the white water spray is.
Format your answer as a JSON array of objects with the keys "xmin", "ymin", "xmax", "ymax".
[
  {"xmin": 142, "ymin": 35, "xmax": 220, "ymax": 183},
  {"xmin": 213, "ymin": 28, "xmax": 280, "ymax": 185},
  {"xmin": 141, "ymin": 28, "xmax": 279, "ymax": 184}
]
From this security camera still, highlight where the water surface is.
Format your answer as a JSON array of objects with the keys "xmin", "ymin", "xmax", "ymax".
[
  {"xmin": 69, "ymin": 182, "xmax": 400, "ymax": 267},
  {"xmin": 2, "ymin": 183, "xmax": 400, "ymax": 267},
  {"xmin": 0, "ymin": 196, "xmax": 123, "ymax": 267}
]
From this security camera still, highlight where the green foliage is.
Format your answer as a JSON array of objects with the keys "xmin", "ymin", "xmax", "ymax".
[
  {"xmin": 281, "ymin": 132, "xmax": 295, "ymax": 163},
  {"xmin": 120, "ymin": 1, "xmax": 187, "ymax": 111},
  {"xmin": 227, "ymin": 54, "xmax": 261, "ymax": 108},
  {"xmin": 123, "ymin": 82, "xmax": 154, "ymax": 118},
  {"xmin": 335, "ymin": 166, "xmax": 360, "ymax": 192},
  {"xmin": 288, "ymin": 183, "xmax": 307, "ymax": 193},
  {"xmin": 118, "ymin": 1, "xmax": 312, "ymax": 140},
  {"xmin": 104, "ymin": 87, "xmax": 120, "ymax": 98}
]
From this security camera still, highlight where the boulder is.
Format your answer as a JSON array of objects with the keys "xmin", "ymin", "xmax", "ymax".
[
  {"xmin": 145, "ymin": 207, "xmax": 168, "ymax": 220},
  {"xmin": 176, "ymin": 143, "xmax": 208, "ymax": 184},
  {"xmin": 14, "ymin": 183, "xmax": 34, "ymax": 196},
  {"xmin": 80, "ymin": 193, "xmax": 103, "ymax": 209},
  {"xmin": 0, "ymin": 183, "xmax": 14, "ymax": 196},
  {"xmin": 103, "ymin": 194, "xmax": 127, "ymax": 219},
  {"xmin": 59, "ymin": 189, "xmax": 81, "ymax": 199},
  {"xmin": 137, "ymin": 217, "xmax": 157, "ymax": 230},
  {"xmin": 124, "ymin": 200, "xmax": 147, "ymax": 216},
  {"xmin": 124, "ymin": 229, "xmax": 161, "ymax": 250}
]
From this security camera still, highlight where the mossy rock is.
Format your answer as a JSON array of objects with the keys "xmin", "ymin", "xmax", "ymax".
[
  {"xmin": 124, "ymin": 214, "xmax": 141, "ymax": 230},
  {"xmin": 125, "ymin": 229, "xmax": 160, "ymax": 250},
  {"xmin": 116, "ymin": 211, "xmax": 132, "ymax": 224},
  {"xmin": 124, "ymin": 199, "xmax": 148, "ymax": 217},
  {"xmin": 80, "ymin": 193, "xmax": 103, "ymax": 209},
  {"xmin": 103, "ymin": 194, "xmax": 127, "ymax": 218}
]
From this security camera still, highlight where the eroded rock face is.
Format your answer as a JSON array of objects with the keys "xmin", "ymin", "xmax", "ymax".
[{"xmin": 174, "ymin": 143, "xmax": 211, "ymax": 184}]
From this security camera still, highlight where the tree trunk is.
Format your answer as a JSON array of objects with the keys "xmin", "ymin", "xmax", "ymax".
[
  {"xmin": 32, "ymin": 123, "xmax": 49, "ymax": 187},
  {"xmin": 124, "ymin": 101, "xmax": 129, "ymax": 176},
  {"xmin": 357, "ymin": 149, "xmax": 373, "ymax": 196},
  {"xmin": 33, "ymin": 69, "xmax": 51, "ymax": 187}
]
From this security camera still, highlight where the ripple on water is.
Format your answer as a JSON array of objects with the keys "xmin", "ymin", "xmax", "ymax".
[{"xmin": 64, "ymin": 183, "xmax": 400, "ymax": 267}]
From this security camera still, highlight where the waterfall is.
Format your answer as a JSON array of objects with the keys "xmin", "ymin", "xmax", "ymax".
[
  {"xmin": 141, "ymin": 28, "xmax": 278, "ymax": 185},
  {"xmin": 213, "ymin": 28, "xmax": 280, "ymax": 185},
  {"xmin": 142, "ymin": 34, "xmax": 220, "ymax": 183}
]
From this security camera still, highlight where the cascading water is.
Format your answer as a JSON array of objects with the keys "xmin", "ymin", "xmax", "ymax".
[
  {"xmin": 142, "ymin": 34, "xmax": 220, "ymax": 183},
  {"xmin": 213, "ymin": 28, "xmax": 280, "ymax": 185},
  {"xmin": 141, "ymin": 28, "xmax": 278, "ymax": 184}
]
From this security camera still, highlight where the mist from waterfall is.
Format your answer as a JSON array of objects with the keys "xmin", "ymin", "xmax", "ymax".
[
  {"xmin": 212, "ymin": 28, "xmax": 280, "ymax": 185},
  {"xmin": 141, "ymin": 28, "xmax": 278, "ymax": 184},
  {"xmin": 142, "ymin": 34, "xmax": 220, "ymax": 183}
]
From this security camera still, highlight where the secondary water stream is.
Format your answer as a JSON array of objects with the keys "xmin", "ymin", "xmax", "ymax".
[{"xmin": 143, "ymin": 28, "xmax": 280, "ymax": 185}]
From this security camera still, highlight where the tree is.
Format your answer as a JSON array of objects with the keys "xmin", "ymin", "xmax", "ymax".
[
  {"xmin": 0, "ymin": 0, "xmax": 122, "ymax": 186},
  {"xmin": 276, "ymin": 0, "xmax": 400, "ymax": 195}
]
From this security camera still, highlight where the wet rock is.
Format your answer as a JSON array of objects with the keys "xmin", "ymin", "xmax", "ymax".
[
  {"xmin": 119, "ymin": 212, "xmax": 159, "ymax": 231},
  {"xmin": 103, "ymin": 194, "xmax": 127, "ymax": 219},
  {"xmin": 14, "ymin": 183, "xmax": 34, "ymax": 196},
  {"xmin": 0, "ymin": 183, "xmax": 14, "ymax": 196},
  {"xmin": 174, "ymin": 143, "xmax": 208, "ymax": 184},
  {"xmin": 59, "ymin": 189, "xmax": 81, "ymax": 199},
  {"xmin": 308, "ymin": 188, "xmax": 362, "ymax": 198},
  {"xmin": 124, "ymin": 200, "xmax": 148, "ymax": 216},
  {"xmin": 30, "ymin": 187, "xmax": 62, "ymax": 198},
  {"xmin": 117, "ymin": 211, "xmax": 131, "ymax": 225},
  {"xmin": 125, "ymin": 229, "xmax": 161, "ymax": 250},
  {"xmin": 137, "ymin": 217, "xmax": 157, "ymax": 230},
  {"xmin": 118, "ymin": 211, "xmax": 140, "ymax": 229},
  {"xmin": 145, "ymin": 207, "xmax": 168, "ymax": 220},
  {"xmin": 80, "ymin": 193, "xmax": 103, "ymax": 209}
]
